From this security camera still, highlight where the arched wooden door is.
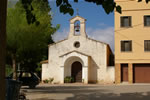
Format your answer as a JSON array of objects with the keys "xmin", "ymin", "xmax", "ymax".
[{"xmin": 71, "ymin": 61, "xmax": 82, "ymax": 82}]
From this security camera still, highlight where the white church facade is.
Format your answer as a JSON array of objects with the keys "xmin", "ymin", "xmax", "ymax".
[{"xmin": 41, "ymin": 15, "xmax": 115, "ymax": 84}]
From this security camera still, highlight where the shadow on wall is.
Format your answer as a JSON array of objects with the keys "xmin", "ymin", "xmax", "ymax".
[{"xmin": 88, "ymin": 58, "xmax": 99, "ymax": 83}]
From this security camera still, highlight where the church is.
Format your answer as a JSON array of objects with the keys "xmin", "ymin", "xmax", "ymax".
[{"xmin": 41, "ymin": 15, "xmax": 115, "ymax": 84}]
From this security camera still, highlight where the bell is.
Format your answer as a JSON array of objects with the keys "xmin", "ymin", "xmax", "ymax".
[{"xmin": 75, "ymin": 23, "xmax": 80, "ymax": 32}]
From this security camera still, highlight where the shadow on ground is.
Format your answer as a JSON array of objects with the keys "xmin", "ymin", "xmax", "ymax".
[
  {"xmin": 22, "ymin": 85, "xmax": 150, "ymax": 100},
  {"xmin": 66, "ymin": 92, "xmax": 150, "ymax": 100}
]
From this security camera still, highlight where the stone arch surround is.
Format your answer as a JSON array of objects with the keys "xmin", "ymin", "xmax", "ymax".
[{"xmin": 60, "ymin": 51, "xmax": 89, "ymax": 83}]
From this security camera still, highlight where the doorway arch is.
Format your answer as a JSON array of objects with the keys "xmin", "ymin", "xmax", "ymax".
[
  {"xmin": 71, "ymin": 61, "xmax": 82, "ymax": 82},
  {"xmin": 61, "ymin": 52, "xmax": 89, "ymax": 84}
]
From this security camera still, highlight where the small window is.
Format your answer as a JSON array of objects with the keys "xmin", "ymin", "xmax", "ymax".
[
  {"xmin": 120, "ymin": 16, "xmax": 131, "ymax": 27},
  {"xmin": 144, "ymin": 15, "xmax": 150, "ymax": 26},
  {"xmin": 121, "ymin": 40, "xmax": 132, "ymax": 52},
  {"xmin": 144, "ymin": 40, "xmax": 150, "ymax": 51},
  {"xmin": 74, "ymin": 41, "xmax": 80, "ymax": 48}
]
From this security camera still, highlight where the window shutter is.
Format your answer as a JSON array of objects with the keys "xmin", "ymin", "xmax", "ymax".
[
  {"xmin": 144, "ymin": 40, "xmax": 147, "ymax": 51},
  {"xmin": 125, "ymin": 41, "xmax": 130, "ymax": 51},
  {"xmin": 121, "ymin": 41, "xmax": 124, "ymax": 51},
  {"xmin": 144, "ymin": 40, "xmax": 150, "ymax": 51},
  {"xmin": 129, "ymin": 16, "xmax": 131, "ymax": 27},
  {"xmin": 144, "ymin": 16, "xmax": 147, "ymax": 26},
  {"xmin": 121, "ymin": 17, "xmax": 124, "ymax": 27},
  {"xmin": 148, "ymin": 40, "xmax": 150, "ymax": 51},
  {"xmin": 129, "ymin": 41, "xmax": 132, "ymax": 51}
]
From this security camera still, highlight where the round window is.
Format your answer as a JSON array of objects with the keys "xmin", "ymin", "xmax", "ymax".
[{"xmin": 74, "ymin": 41, "xmax": 80, "ymax": 48}]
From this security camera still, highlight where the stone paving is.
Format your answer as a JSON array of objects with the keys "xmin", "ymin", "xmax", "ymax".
[{"xmin": 22, "ymin": 83, "xmax": 150, "ymax": 100}]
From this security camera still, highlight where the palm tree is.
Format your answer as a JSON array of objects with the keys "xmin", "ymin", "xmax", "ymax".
[{"xmin": 0, "ymin": 0, "xmax": 7, "ymax": 100}]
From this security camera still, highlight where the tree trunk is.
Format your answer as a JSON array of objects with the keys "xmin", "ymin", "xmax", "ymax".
[
  {"xmin": 12, "ymin": 54, "xmax": 17, "ymax": 80},
  {"xmin": 0, "ymin": 0, "xmax": 7, "ymax": 100}
]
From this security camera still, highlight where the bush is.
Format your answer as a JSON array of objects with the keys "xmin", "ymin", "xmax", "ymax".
[
  {"xmin": 49, "ymin": 77, "xmax": 54, "ymax": 83},
  {"xmin": 43, "ymin": 79, "xmax": 49, "ymax": 83},
  {"xmin": 43, "ymin": 78, "xmax": 54, "ymax": 84},
  {"xmin": 64, "ymin": 76, "xmax": 74, "ymax": 83}
]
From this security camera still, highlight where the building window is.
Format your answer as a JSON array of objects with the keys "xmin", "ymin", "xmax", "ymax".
[
  {"xmin": 74, "ymin": 41, "xmax": 80, "ymax": 48},
  {"xmin": 120, "ymin": 16, "xmax": 131, "ymax": 27},
  {"xmin": 144, "ymin": 15, "xmax": 150, "ymax": 26},
  {"xmin": 121, "ymin": 40, "xmax": 132, "ymax": 52},
  {"xmin": 144, "ymin": 40, "xmax": 150, "ymax": 51}
]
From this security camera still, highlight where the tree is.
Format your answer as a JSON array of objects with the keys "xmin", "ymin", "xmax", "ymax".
[
  {"xmin": 19, "ymin": 0, "xmax": 150, "ymax": 25},
  {"xmin": 7, "ymin": 4, "xmax": 26, "ymax": 79},
  {"xmin": 56, "ymin": 0, "xmax": 121, "ymax": 15},
  {"xmin": 20, "ymin": 0, "xmax": 122, "ymax": 24},
  {"xmin": 0, "ymin": 0, "xmax": 7, "ymax": 100},
  {"xmin": 6, "ymin": 0, "xmax": 58, "ymax": 79}
]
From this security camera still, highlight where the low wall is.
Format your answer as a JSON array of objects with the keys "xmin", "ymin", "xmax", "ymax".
[
  {"xmin": 105, "ymin": 66, "xmax": 115, "ymax": 83},
  {"xmin": 42, "ymin": 63, "xmax": 49, "ymax": 81}
]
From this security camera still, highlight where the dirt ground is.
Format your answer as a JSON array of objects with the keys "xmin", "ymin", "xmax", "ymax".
[{"xmin": 21, "ymin": 83, "xmax": 150, "ymax": 100}]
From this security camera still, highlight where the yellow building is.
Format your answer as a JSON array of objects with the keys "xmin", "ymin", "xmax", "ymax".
[{"xmin": 115, "ymin": 0, "xmax": 150, "ymax": 84}]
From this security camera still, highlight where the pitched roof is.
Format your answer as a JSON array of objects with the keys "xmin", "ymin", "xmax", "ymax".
[
  {"xmin": 69, "ymin": 15, "xmax": 86, "ymax": 21},
  {"xmin": 48, "ymin": 38, "xmax": 68, "ymax": 47},
  {"xmin": 48, "ymin": 36, "xmax": 109, "ymax": 47},
  {"xmin": 40, "ymin": 60, "xmax": 48, "ymax": 64},
  {"xmin": 87, "ymin": 37, "xmax": 108, "ymax": 45}
]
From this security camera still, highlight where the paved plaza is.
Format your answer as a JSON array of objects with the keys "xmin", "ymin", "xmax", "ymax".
[{"xmin": 22, "ymin": 83, "xmax": 150, "ymax": 100}]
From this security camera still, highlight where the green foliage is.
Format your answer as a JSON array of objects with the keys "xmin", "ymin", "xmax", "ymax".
[
  {"xmin": 20, "ymin": 0, "xmax": 121, "ymax": 19},
  {"xmin": 49, "ymin": 77, "xmax": 54, "ymax": 83},
  {"xmin": 43, "ymin": 79, "xmax": 49, "ymax": 83},
  {"xmin": 64, "ymin": 76, "xmax": 74, "ymax": 83},
  {"xmin": 56, "ymin": 0, "xmax": 122, "ymax": 15},
  {"xmin": 43, "ymin": 78, "xmax": 54, "ymax": 83},
  {"xmin": 19, "ymin": 0, "xmax": 150, "ymax": 24},
  {"xmin": 6, "ymin": 65, "xmax": 13, "ymax": 76},
  {"xmin": 35, "ymin": 66, "xmax": 41, "ymax": 72},
  {"xmin": 6, "ymin": 0, "xmax": 58, "ymax": 71},
  {"xmin": 116, "ymin": 5, "xmax": 122, "ymax": 14},
  {"xmin": 138, "ymin": 0, "xmax": 150, "ymax": 3},
  {"xmin": 56, "ymin": 0, "xmax": 74, "ymax": 16}
]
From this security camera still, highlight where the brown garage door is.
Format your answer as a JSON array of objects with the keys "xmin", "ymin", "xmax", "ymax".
[
  {"xmin": 121, "ymin": 64, "xmax": 128, "ymax": 82},
  {"xmin": 134, "ymin": 64, "xmax": 150, "ymax": 83}
]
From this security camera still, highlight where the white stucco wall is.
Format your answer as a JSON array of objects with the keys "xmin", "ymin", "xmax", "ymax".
[
  {"xmin": 41, "ymin": 16, "xmax": 114, "ymax": 84},
  {"xmin": 43, "ymin": 36, "xmax": 110, "ymax": 83},
  {"xmin": 105, "ymin": 66, "xmax": 115, "ymax": 83}
]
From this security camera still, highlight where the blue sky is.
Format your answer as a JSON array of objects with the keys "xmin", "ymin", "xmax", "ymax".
[{"xmin": 48, "ymin": 0, "xmax": 114, "ymax": 51}]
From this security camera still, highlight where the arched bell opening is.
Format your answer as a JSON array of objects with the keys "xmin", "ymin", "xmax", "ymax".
[{"xmin": 74, "ymin": 20, "xmax": 80, "ymax": 35}]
